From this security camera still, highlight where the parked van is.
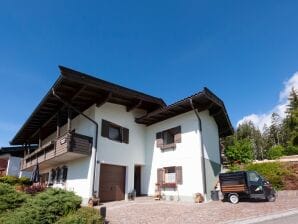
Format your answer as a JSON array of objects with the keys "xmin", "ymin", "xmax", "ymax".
[{"xmin": 219, "ymin": 171, "xmax": 276, "ymax": 204}]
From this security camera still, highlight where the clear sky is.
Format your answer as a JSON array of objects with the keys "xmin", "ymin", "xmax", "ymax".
[{"xmin": 1, "ymin": 0, "xmax": 298, "ymax": 146}]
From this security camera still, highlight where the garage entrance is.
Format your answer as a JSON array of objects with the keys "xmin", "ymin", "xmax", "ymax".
[{"xmin": 99, "ymin": 164, "xmax": 126, "ymax": 202}]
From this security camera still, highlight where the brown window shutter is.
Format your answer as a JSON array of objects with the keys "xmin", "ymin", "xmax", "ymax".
[
  {"xmin": 157, "ymin": 168, "xmax": 165, "ymax": 184},
  {"xmin": 101, "ymin": 119, "xmax": 109, "ymax": 138},
  {"xmin": 156, "ymin": 132, "xmax": 163, "ymax": 148},
  {"xmin": 175, "ymin": 166, "xmax": 183, "ymax": 184},
  {"xmin": 174, "ymin": 126, "xmax": 182, "ymax": 143},
  {"xmin": 122, "ymin": 127, "xmax": 129, "ymax": 144}
]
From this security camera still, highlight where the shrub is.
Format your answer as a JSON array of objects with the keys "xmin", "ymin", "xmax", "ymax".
[
  {"xmin": 55, "ymin": 207, "xmax": 103, "ymax": 224},
  {"xmin": 245, "ymin": 162, "xmax": 288, "ymax": 190},
  {"xmin": 0, "ymin": 183, "xmax": 28, "ymax": 214},
  {"xmin": 18, "ymin": 177, "xmax": 32, "ymax": 186},
  {"xmin": 0, "ymin": 188, "xmax": 82, "ymax": 224},
  {"xmin": 267, "ymin": 145, "xmax": 284, "ymax": 160},
  {"xmin": 0, "ymin": 176, "xmax": 31, "ymax": 186},
  {"xmin": 225, "ymin": 138, "xmax": 253, "ymax": 164},
  {"xmin": 284, "ymin": 145, "xmax": 298, "ymax": 156},
  {"xmin": 0, "ymin": 176, "xmax": 19, "ymax": 185}
]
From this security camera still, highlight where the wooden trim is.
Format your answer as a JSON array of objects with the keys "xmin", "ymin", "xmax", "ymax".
[
  {"xmin": 175, "ymin": 166, "xmax": 183, "ymax": 184},
  {"xmin": 96, "ymin": 92, "xmax": 112, "ymax": 107},
  {"xmin": 101, "ymin": 119, "xmax": 129, "ymax": 144},
  {"xmin": 126, "ymin": 99, "xmax": 142, "ymax": 112},
  {"xmin": 21, "ymin": 132, "xmax": 92, "ymax": 171}
]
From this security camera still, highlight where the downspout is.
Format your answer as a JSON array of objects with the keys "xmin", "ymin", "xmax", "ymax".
[
  {"xmin": 52, "ymin": 88, "xmax": 99, "ymax": 198},
  {"xmin": 189, "ymin": 98, "xmax": 207, "ymax": 199}
]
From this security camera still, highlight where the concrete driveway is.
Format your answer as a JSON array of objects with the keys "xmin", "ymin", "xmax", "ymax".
[{"xmin": 98, "ymin": 191, "xmax": 298, "ymax": 224}]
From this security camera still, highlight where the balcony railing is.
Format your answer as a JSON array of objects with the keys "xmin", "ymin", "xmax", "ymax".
[{"xmin": 21, "ymin": 132, "xmax": 93, "ymax": 171}]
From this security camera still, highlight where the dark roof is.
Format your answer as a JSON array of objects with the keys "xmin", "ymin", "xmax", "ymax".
[
  {"xmin": 136, "ymin": 88, "xmax": 233, "ymax": 137},
  {"xmin": 0, "ymin": 146, "xmax": 37, "ymax": 157},
  {"xmin": 10, "ymin": 66, "xmax": 233, "ymax": 145},
  {"xmin": 10, "ymin": 66, "xmax": 166, "ymax": 145}
]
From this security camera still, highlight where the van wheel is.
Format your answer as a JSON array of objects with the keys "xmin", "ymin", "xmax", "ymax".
[
  {"xmin": 228, "ymin": 194, "xmax": 239, "ymax": 204},
  {"xmin": 267, "ymin": 194, "xmax": 276, "ymax": 202}
]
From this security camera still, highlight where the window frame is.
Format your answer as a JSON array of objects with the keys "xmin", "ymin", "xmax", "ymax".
[
  {"xmin": 108, "ymin": 124, "xmax": 122, "ymax": 142},
  {"xmin": 157, "ymin": 166, "xmax": 183, "ymax": 188},
  {"xmin": 156, "ymin": 126, "xmax": 181, "ymax": 149},
  {"xmin": 101, "ymin": 119, "xmax": 129, "ymax": 144}
]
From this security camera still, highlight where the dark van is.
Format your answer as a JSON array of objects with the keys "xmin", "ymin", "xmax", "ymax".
[{"xmin": 219, "ymin": 171, "xmax": 276, "ymax": 204}]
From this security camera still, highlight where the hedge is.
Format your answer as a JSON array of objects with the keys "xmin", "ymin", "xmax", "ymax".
[{"xmin": 0, "ymin": 188, "xmax": 82, "ymax": 224}]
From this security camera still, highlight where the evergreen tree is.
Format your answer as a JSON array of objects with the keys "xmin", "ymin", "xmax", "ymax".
[
  {"xmin": 285, "ymin": 88, "xmax": 298, "ymax": 146},
  {"xmin": 236, "ymin": 121, "xmax": 264, "ymax": 160}
]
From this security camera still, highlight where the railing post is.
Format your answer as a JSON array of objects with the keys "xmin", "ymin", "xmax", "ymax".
[
  {"xmin": 57, "ymin": 110, "xmax": 61, "ymax": 138},
  {"xmin": 67, "ymin": 108, "xmax": 72, "ymax": 132}
]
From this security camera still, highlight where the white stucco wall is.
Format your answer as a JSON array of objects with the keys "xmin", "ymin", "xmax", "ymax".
[
  {"xmin": 39, "ymin": 102, "xmax": 147, "ymax": 202},
  {"xmin": 200, "ymin": 110, "xmax": 220, "ymax": 164},
  {"xmin": 144, "ymin": 111, "xmax": 203, "ymax": 201},
  {"xmin": 144, "ymin": 110, "xmax": 221, "ymax": 201},
  {"xmin": 6, "ymin": 156, "xmax": 22, "ymax": 176},
  {"xmin": 35, "ymin": 100, "xmax": 221, "ymax": 203},
  {"xmin": 94, "ymin": 102, "xmax": 147, "ymax": 198}
]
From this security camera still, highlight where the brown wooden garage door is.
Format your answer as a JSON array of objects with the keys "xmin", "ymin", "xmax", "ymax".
[{"xmin": 99, "ymin": 164, "xmax": 126, "ymax": 202}]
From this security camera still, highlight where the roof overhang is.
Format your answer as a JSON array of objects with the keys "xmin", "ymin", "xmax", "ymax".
[
  {"xmin": 0, "ymin": 146, "xmax": 37, "ymax": 157},
  {"xmin": 10, "ymin": 66, "xmax": 166, "ymax": 145},
  {"xmin": 136, "ymin": 88, "xmax": 234, "ymax": 137}
]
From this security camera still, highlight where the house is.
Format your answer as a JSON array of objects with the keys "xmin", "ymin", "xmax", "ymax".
[
  {"xmin": 0, "ymin": 146, "xmax": 34, "ymax": 177},
  {"xmin": 9, "ymin": 66, "xmax": 233, "ymax": 204}
]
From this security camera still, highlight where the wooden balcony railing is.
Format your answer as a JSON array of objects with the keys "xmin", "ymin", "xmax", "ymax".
[{"xmin": 21, "ymin": 132, "xmax": 93, "ymax": 171}]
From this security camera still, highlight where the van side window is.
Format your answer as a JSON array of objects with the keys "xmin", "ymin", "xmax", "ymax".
[{"xmin": 248, "ymin": 172, "xmax": 260, "ymax": 182}]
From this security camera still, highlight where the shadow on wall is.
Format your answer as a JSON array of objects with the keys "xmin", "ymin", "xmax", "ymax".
[{"xmin": 66, "ymin": 157, "xmax": 91, "ymax": 180}]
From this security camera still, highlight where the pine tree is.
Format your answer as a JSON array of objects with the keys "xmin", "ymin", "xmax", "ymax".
[{"xmin": 285, "ymin": 88, "xmax": 298, "ymax": 132}]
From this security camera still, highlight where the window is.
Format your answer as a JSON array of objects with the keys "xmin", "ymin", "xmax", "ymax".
[
  {"xmin": 108, "ymin": 126, "xmax": 121, "ymax": 141},
  {"xmin": 101, "ymin": 119, "xmax": 129, "ymax": 144},
  {"xmin": 163, "ymin": 131, "xmax": 174, "ymax": 145},
  {"xmin": 56, "ymin": 167, "xmax": 61, "ymax": 183},
  {"xmin": 157, "ymin": 166, "xmax": 183, "ymax": 188},
  {"xmin": 248, "ymin": 171, "xmax": 260, "ymax": 183},
  {"xmin": 62, "ymin": 166, "xmax": 68, "ymax": 182},
  {"xmin": 165, "ymin": 167, "xmax": 176, "ymax": 183},
  {"xmin": 156, "ymin": 126, "xmax": 181, "ymax": 149}
]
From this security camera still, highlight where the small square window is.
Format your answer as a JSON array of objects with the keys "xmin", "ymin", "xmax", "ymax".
[
  {"xmin": 165, "ymin": 166, "xmax": 176, "ymax": 183},
  {"xmin": 101, "ymin": 119, "xmax": 129, "ymax": 144},
  {"xmin": 108, "ymin": 126, "xmax": 121, "ymax": 141},
  {"xmin": 163, "ymin": 131, "xmax": 175, "ymax": 145},
  {"xmin": 156, "ymin": 126, "xmax": 181, "ymax": 149}
]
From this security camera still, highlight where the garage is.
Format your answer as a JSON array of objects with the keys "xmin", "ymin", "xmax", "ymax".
[{"xmin": 99, "ymin": 164, "xmax": 126, "ymax": 202}]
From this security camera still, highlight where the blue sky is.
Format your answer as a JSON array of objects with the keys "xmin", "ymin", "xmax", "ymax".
[{"xmin": 1, "ymin": 0, "xmax": 298, "ymax": 146}]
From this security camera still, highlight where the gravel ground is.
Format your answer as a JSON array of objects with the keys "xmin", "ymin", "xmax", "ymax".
[{"xmin": 98, "ymin": 191, "xmax": 298, "ymax": 224}]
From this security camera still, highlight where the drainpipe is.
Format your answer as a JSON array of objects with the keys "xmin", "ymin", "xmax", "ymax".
[
  {"xmin": 189, "ymin": 98, "xmax": 207, "ymax": 199},
  {"xmin": 52, "ymin": 88, "xmax": 99, "ymax": 198}
]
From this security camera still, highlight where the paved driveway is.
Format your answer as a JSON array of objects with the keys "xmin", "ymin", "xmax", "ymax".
[{"xmin": 98, "ymin": 191, "xmax": 298, "ymax": 224}]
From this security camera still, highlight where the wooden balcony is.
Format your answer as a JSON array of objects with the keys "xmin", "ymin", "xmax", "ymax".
[{"xmin": 21, "ymin": 132, "xmax": 93, "ymax": 171}]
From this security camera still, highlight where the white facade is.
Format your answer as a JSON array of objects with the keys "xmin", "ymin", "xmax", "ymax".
[
  {"xmin": 34, "ymin": 101, "xmax": 221, "ymax": 203},
  {"xmin": 0, "ymin": 154, "xmax": 24, "ymax": 177}
]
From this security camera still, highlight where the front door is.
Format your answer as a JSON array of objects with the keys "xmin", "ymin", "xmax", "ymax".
[
  {"xmin": 134, "ymin": 166, "xmax": 141, "ymax": 196},
  {"xmin": 99, "ymin": 164, "xmax": 126, "ymax": 202}
]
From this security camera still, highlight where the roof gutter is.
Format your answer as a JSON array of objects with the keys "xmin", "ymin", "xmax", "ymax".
[
  {"xmin": 51, "ymin": 88, "xmax": 99, "ymax": 199},
  {"xmin": 189, "ymin": 98, "xmax": 207, "ymax": 199}
]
